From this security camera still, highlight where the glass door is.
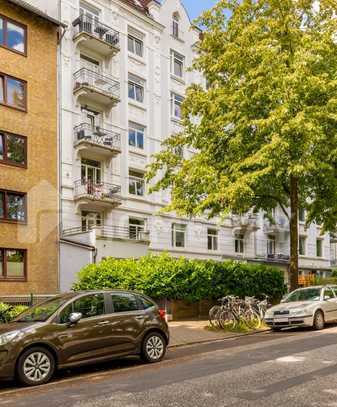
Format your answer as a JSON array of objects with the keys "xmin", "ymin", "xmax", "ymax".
[
  {"xmin": 81, "ymin": 159, "xmax": 102, "ymax": 193},
  {"xmin": 81, "ymin": 211, "xmax": 103, "ymax": 231}
]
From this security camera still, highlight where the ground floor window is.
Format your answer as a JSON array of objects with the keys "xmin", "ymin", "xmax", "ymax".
[
  {"xmin": 129, "ymin": 218, "xmax": 145, "ymax": 240},
  {"xmin": 172, "ymin": 223, "xmax": 186, "ymax": 248},
  {"xmin": 235, "ymin": 234, "xmax": 244, "ymax": 254},
  {"xmin": 0, "ymin": 248, "xmax": 26, "ymax": 280},
  {"xmin": 207, "ymin": 228, "xmax": 218, "ymax": 251}
]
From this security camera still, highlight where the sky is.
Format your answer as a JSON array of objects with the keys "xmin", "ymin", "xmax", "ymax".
[{"xmin": 182, "ymin": 0, "xmax": 218, "ymax": 21}]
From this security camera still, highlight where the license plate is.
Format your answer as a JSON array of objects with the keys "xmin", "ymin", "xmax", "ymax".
[{"xmin": 274, "ymin": 318, "xmax": 288, "ymax": 323}]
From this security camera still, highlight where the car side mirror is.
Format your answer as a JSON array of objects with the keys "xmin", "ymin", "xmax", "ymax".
[{"xmin": 68, "ymin": 312, "xmax": 82, "ymax": 325}]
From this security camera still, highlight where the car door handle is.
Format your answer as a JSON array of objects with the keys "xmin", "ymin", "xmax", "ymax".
[
  {"xmin": 135, "ymin": 316, "xmax": 144, "ymax": 320},
  {"xmin": 98, "ymin": 321, "xmax": 110, "ymax": 326}
]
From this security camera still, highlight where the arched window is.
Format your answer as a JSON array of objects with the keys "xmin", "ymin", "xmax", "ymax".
[{"xmin": 172, "ymin": 12, "xmax": 180, "ymax": 38}]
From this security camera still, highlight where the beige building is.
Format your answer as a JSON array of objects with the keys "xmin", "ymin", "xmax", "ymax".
[{"xmin": 0, "ymin": 0, "xmax": 62, "ymax": 295}]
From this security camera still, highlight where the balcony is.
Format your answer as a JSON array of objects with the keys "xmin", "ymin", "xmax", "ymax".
[
  {"xmin": 63, "ymin": 225, "xmax": 150, "ymax": 244},
  {"xmin": 73, "ymin": 179, "xmax": 121, "ymax": 211},
  {"xmin": 73, "ymin": 68, "xmax": 120, "ymax": 108},
  {"xmin": 266, "ymin": 253, "xmax": 290, "ymax": 263},
  {"xmin": 231, "ymin": 215, "xmax": 259, "ymax": 234},
  {"xmin": 72, "ymin": 14, "xmax": 120, "ymax": 57},
  {"xmin": 264, "ymin": 217, "xmax": 289, "ymax": 234},
  {"xmin": 74, "ymin": 123, "xmax": 121, "ymax": 159}
]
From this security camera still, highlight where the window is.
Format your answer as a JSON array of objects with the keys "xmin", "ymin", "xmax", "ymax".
[
  {"xmin": 138, "ymin": 295, "xmax": 155, "ymax": 310},
  {"xmin": 81, "ymin": 211, "xmax": 102, "ymax": 231},
  {"xmin": 0, "ymin": 131, "xmax": 26, "ymax": 167},
  {"xmin": 0, "ymin": 73, "xmax": 26, "ymax": 110},
  {"xmin": 299, "ymin": 208, "xmax": 306, "ymax": 223},
  {"xmin": 0, "ymin": 190, "xmax": 26, "ymax": 222},
  {"xmin": 207, "ymin": 228, "xmax": 218, "ymax": 251},
  {"xmin": 172, "ymin": 223, "xmax": 186, "ymax": 248},
  {"xmin": 316, "ymin": 239, "xmax": 323, "ymax": 257},
  {"xmin": 267, "ymin": 235, "xmax": 276, "ymax": 256},
  {"xmin": 0, "ymin": 248, "xmax": 26, "ymax": 280},
  {"xmin": 171, "ymin": 50, "xmax": 184, "ymax": 78},
  {"xmin": 172, "ymin": 13, "xmax": 179, "ymax": 38},
  {"xmin": 128, "ymin": 74, "xmax": 144, "ymax": 103},
  {"xmin": 324, "ymin": 288, "xmax": 335, "ymax": 300},
  {"xmin": 235, "ymin": 234, "xmax": 244, "ymax": 254},
  {"xmin": 0, "ymin": 15, "xmax": 26, "ymax": 54},
  {"xmin": 128, "ymin": 122, "xmax": 144, "ymax": 149},
  {"xmin": 128, "ymin": 35, "xmax": 143, "ymax": 57},
  {"xmin": 129, "ymin": 218, "xmax": 145, "ymax": 240},
  {"xmin": 171, "ymin": 92, "xmax": 184, "ymax": 119},
  {"xmin": 129, "ymin": 170, "xmax": 145, "ymax": 196},
  {"xmin": 299, "ymin": 236, "xmax": 306, "ymax": 256},
  {"xmin": 111, "ymin": 293, "xmax": 139, "ymax": 313},
  {"xmin": 72, "ymin": 294, "xmax": 105, "ymax": 319}
]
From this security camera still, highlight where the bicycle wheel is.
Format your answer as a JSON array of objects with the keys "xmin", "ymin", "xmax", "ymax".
[{"xmin": 209, "ymin": 305, "xmax": 221, "ymax": 327}]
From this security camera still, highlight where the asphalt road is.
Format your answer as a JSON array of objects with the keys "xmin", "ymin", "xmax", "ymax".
[{"xmin": 1, "ymin": 327, "xmax": 337, "ymax": 407}]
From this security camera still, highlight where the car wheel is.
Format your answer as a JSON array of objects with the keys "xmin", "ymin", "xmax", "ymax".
[
  {"xmin": 313, "ymin": 310, "xmax": 325, "ymax": 330},
  {"xmin": 17, "ymin": 347, "xmax": 55, "ymax": 386},
  {"xmin": 141, "ymin": 332, "xmax": 167, "ymax": 363}
]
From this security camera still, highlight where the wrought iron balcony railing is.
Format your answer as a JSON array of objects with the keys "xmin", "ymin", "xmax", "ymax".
[
  {"xmin": 74, "ymin": 68, "xmax": 120, "ymax": 100},
  {"xmin": 74, "ymin": 123, "xmax": 121, "ymax": 150},
  {"xmin": 74, "ymin": 179, "xmax": 121, "ymax": 201},
  {"xmin": 73, "ymin": 14, "xmax": 120, "ymax": 48}
]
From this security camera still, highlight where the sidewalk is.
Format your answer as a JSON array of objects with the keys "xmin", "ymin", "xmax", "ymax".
[{"xmin": 168, "ymin": 320, "xmax": 269, "ymax": 347}]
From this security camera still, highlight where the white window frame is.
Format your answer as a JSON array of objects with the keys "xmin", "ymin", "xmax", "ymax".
[
  {"xmin": 235, "ymin": 234, "xmax": 245, "ymax": 254},
  {"xmin": 128, "ymin": 34, "xmax": 144, "ymax": 57},
  {"xmin": 207, "ymin": 228, "xmax": 218, "ymax": 251},
  {"xmin": 299, "ymin": 236, "xmax": 306, "ymax": 256},
  {"xmin": 128, "ymin": 74, "xmax": 145, "ymax": 103},
  {"xmin": 129, "ymin": 217, "xmax": 146, "ymax": 240},
  {"xmin": 128, "ymin": 170, "xmax": 145, "ymax": 196},
  {"xmin": 128, "ymin": 122, "xmax": 145, "ymax": 150},
  {"xmin": 267, "ymin": 235, "xmax": 276, "ymax": 256},
  {"xmin": 170, "ymin": 50, "xmax": 184, "ymax": 78},
  {"xmin": 171, "ymin": 92, "xmax": 184, "ymax": 120},
  {"xmin": 316, "ymin": 238, "xmax": 323, "ymax": 258},
  {"xmin": 172, "ymin": 223, "xmax": 186, "ymax": 248}
]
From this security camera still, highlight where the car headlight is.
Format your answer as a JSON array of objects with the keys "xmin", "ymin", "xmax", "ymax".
[
  {"xmin": 264, "ymin": 311, "xmax": 273, "ymax": 319},
  {"xmin": 0, "ymin": 331, "xmax": 21, "ymax": 346}
]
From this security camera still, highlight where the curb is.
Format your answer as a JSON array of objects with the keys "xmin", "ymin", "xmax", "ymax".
[{"xmin": 168, "ymin": 328, "xmax": 271, "ymax": 349}]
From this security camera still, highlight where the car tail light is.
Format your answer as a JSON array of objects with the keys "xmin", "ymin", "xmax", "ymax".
[{"xmin": 159, "ymin": 309, "xmax": 166, "ymax": 321}]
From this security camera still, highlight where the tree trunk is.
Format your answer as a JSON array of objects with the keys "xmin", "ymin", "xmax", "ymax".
[{"xmin": 289, "ymin": 176, "xmax": 299, "ymax": 291}]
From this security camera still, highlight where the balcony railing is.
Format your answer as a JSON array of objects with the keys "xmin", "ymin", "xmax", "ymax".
[
  {"xmin": 73, "ymin": 14, "xmax": 120, "ymax": 48},
  {"xmin": 63, "ymin": 225, "xmax": 150, "ymax": 242},
  {"xmin": 74, "ymin": 179, "xmax": 121, "ymax": 201},
  {"xmin": 266, "ymin": 253, "xmax": 290, "ymax": 263},
  {"xmin": 74, "ymin": 123, "xmax": 121, "ymax": 151},
  {"xmin": 74, "ymin": 68, "xmax": 120, "ymax": 100}
]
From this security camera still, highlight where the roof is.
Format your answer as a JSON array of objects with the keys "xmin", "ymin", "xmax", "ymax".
[
  {"xmin": 6, "ymin": 0, "xmax": 66, "ymax": 27},
  {"xmin": 123, "ymin": 0, "xmax": 158, "ymax": 16}
]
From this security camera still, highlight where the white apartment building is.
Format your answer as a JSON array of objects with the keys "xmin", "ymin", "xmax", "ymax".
[{"xmin": 22, "ymin": 0, "xmax": 334, "ymax": 291}]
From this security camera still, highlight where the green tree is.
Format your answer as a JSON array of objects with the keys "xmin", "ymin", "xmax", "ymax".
[{"xmin": 147, "ymin": 0, "xmax": 337, "ymax": 291}]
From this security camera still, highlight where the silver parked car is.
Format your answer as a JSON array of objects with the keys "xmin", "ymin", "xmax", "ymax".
[{"xmin": 264, "ymin": 285, "xmax": 337, "ymax": 331}]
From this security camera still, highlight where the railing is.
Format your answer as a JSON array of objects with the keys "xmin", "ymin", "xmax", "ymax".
[
  {"xmin": 266, "ymin": 253, "xmax": 290, "ymax": 262},
  {"xmin": 74, "ymin": 123, "xmax": 121, "ymax": 150},
  {"xmin": 73, "ymin": 14, "xmax": 120, "ymax": 48},
  {"xmin": 74, "ymin": 68, "xmax": 120, "ymax": 100},
  {"xmin": 264, "ymin": 217, "xmax": 289, "ymax": 231},
  {"xmin": 232, "ymin": 215, "xmax": 258, "ymax": 228},
  {"xmin": 74, "ymin": 179, "xmax": 121, "ymax": 200},
  {"xmin": 63, "ymin": 225, "xmax": 150, "ymax": 242}
]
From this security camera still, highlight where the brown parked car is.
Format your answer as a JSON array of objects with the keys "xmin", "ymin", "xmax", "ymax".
[{"xmin": 0, "ymin": 290, "xmax": 169, "ymax": 386}]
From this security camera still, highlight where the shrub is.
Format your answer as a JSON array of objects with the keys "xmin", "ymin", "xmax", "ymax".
[
  {"xmin": 0, "ymin": 303, "xmax": 28, "ymax": 324},
  {"xmin": 74, "ymin": 253, "xmax": 286, "ymax": 302}
]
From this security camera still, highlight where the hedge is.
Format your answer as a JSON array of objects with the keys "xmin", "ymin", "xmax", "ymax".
[
  {"xmin": 0, "ymin": 303, "xmax": 28, "ymax": 324},
  {"xmin": 74, "ymin": 253, "xmax": 286, "ymax": 302}
]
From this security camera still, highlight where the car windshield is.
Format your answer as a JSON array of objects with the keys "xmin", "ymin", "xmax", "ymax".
[
  {"xmin": 284, "ymin": 288, "xmax": 322, "ymax": 303},
  {"xmin": 15, "ymin": 297, "xmax": 70, "ymax": 322}
]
